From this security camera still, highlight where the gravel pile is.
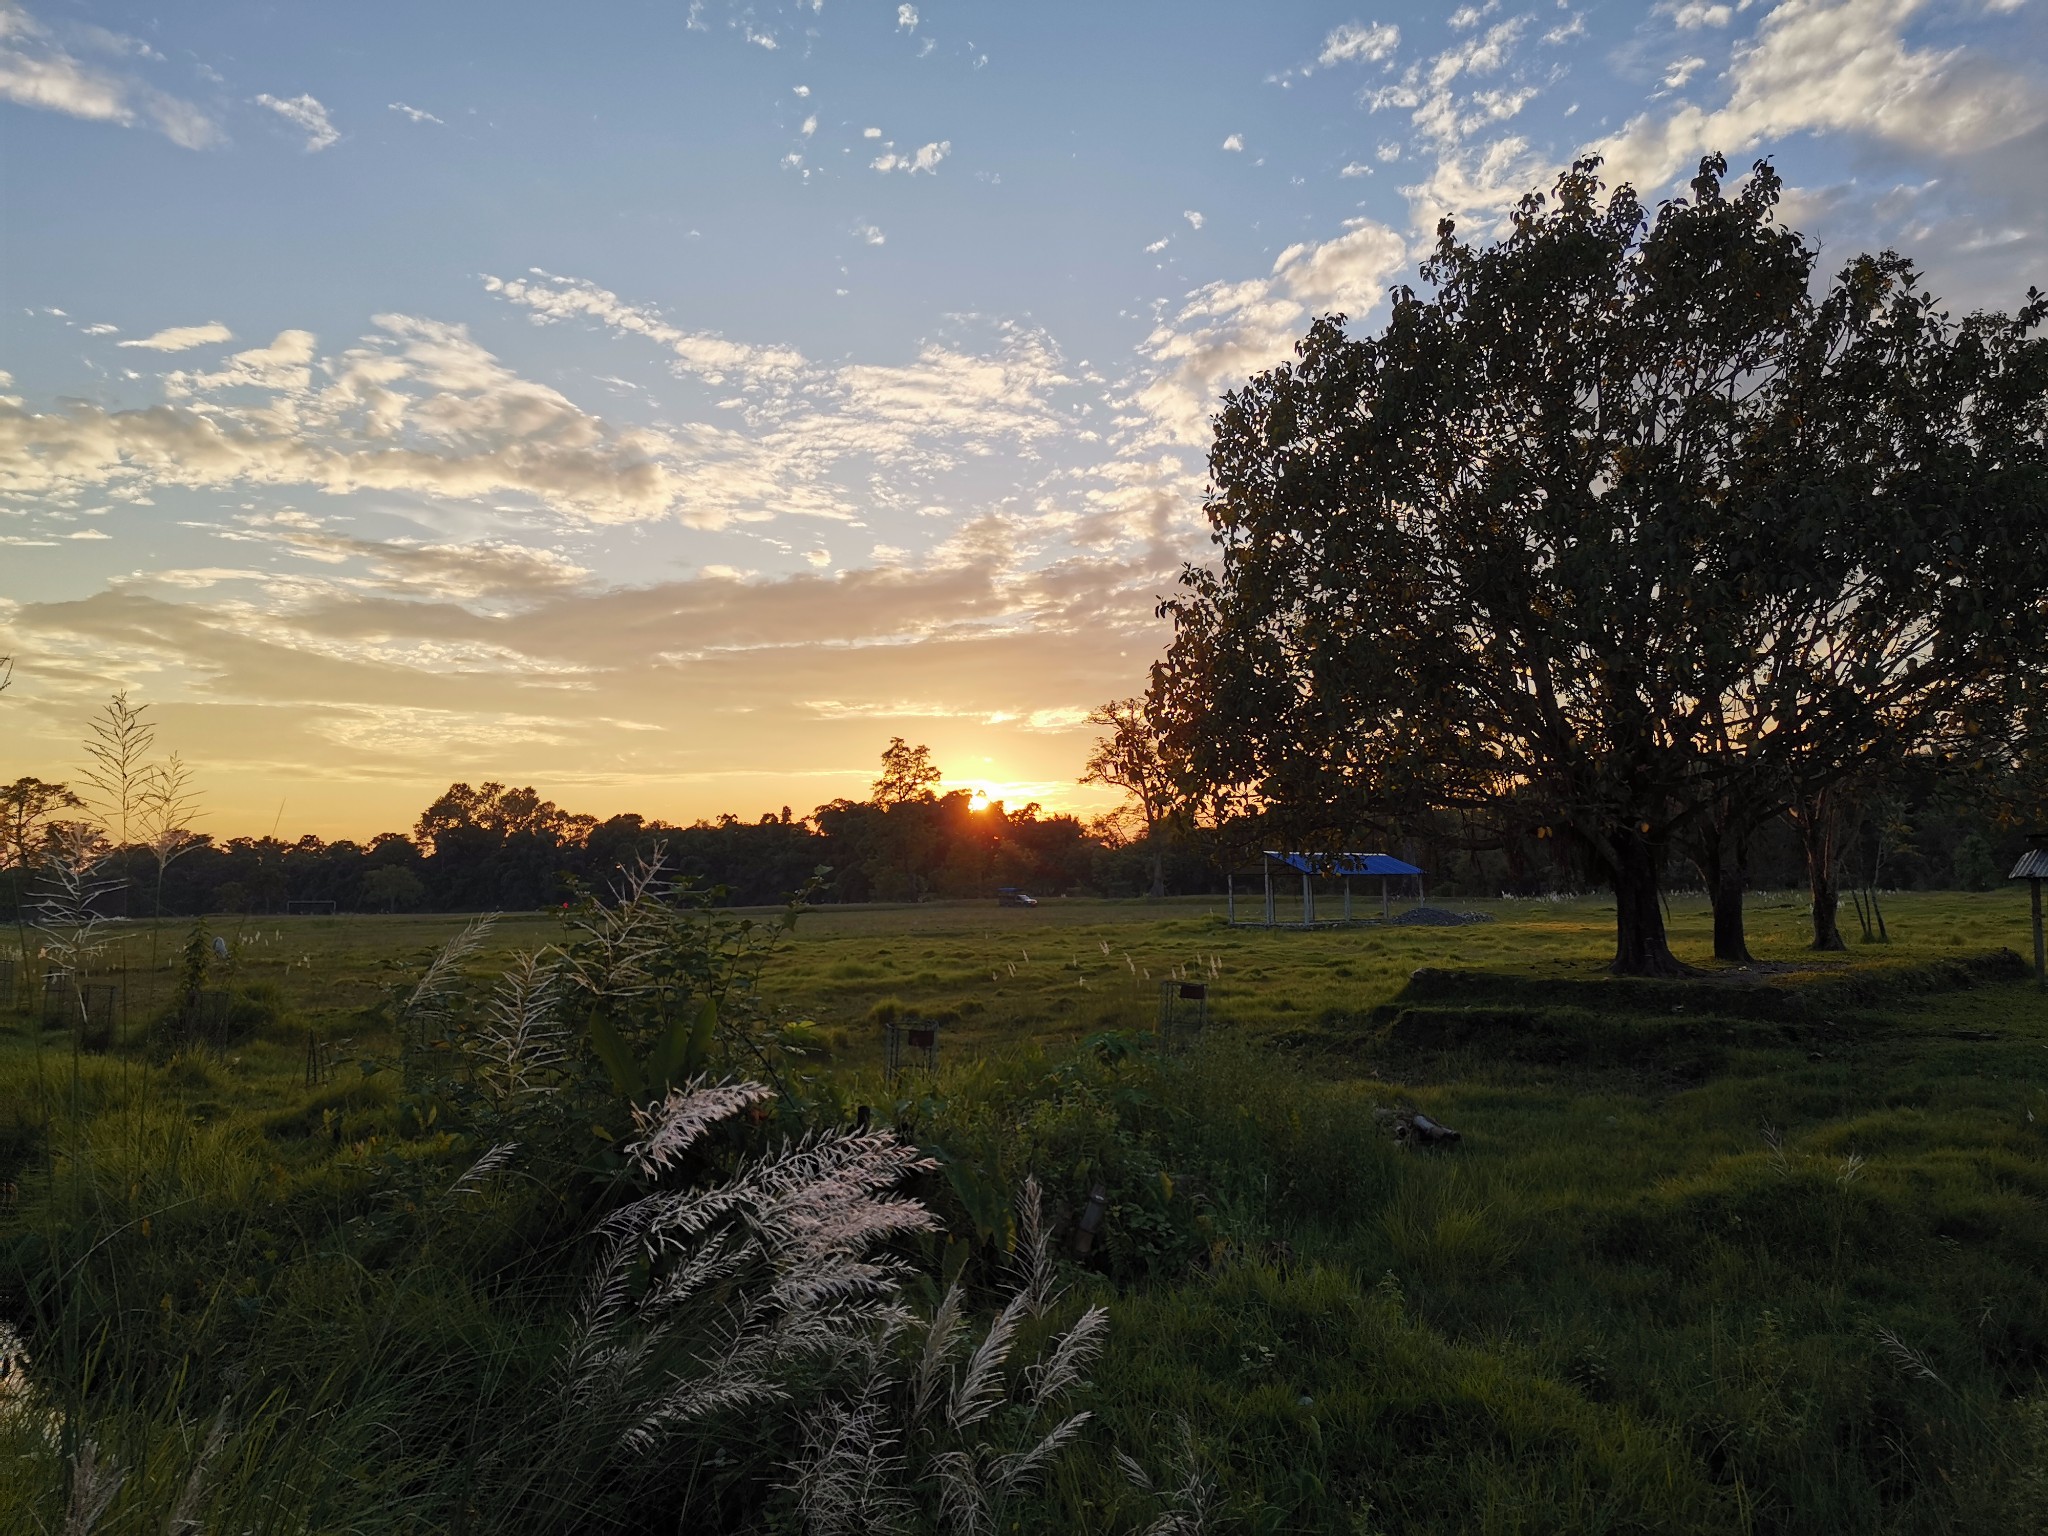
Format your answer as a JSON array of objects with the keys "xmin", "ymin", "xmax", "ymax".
[{"xmin": 1388, "ymin": 906, "xmax": 1496, "ymax": 927}]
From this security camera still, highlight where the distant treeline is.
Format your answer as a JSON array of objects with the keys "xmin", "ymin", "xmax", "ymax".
[
  {"xmin": 0, "ymin": 773, "xmax": 1159, "ymax": 918},
  {"xmin": 2, "ymin": 747, "xmax": 2036, "ymax": 920}
]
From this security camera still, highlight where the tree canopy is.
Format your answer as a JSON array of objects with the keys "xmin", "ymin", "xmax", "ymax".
[
  {"xmin": 1157, "ymin": 155, "xmax": 2048, "ymax": 975},
  {"xmin": 1081, "ymin": 698, "xmax": 1182, "ymax": 899}
]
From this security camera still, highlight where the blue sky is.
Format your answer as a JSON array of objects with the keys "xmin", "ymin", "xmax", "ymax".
[{"xmin": 3, "ymin": 0, "xmax": 2044, "ymax": 835}]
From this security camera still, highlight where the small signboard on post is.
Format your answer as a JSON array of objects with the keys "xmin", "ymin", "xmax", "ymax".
[
  {"xmin": 883, "ymin": 1019, "xmax": 940, "ymax": 1081},
  {"xmin": 1157, "ymin": 979, "xmax": 1208, "ymax": 1046}
]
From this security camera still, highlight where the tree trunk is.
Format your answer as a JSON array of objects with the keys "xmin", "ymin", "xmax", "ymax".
[
  {"xmin": 1808, "ymin": 868, "xmax": 1846, "ymax": 952},
  {"xmin": 1609, "ymin": 829, "xmax": 1689, "ymax": 977},
  {"xmin": 1147, "ymin": 848, "xmax": 1165, "ymax": 901},
  {"xmin": 1701, "ymin": 821, "xmax": 1753, "ymax": 965},
  {"xmin": 1792, "ymin": 788, "xmax": 1847, "ymax": 952}
]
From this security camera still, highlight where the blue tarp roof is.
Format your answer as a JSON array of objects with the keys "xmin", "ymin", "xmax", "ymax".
[{"xmin": 1264, "ymin": 850, "xmax": 1424, "ymax": 877}]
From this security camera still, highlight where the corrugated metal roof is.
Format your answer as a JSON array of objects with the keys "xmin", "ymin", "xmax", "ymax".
[
  {"xmin": 1264, "ymin": 850, "xmax": 1425, "ymax": 877},
  {"xmin": 2011, "ymin": 848, "xmax": 2048, "ymax": 880}
]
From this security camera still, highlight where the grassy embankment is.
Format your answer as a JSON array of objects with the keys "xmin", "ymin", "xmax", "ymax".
[{"xmin": 3, "ymin": 891, "xmax": 2046, "ymax": 1532}]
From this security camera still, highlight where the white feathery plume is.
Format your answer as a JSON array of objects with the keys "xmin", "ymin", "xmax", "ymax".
[
  {"xmin": 791, "ymin": 1371, "xmax": 913, "ymax": 1536},
  {"xmin": 1877, "ymin": 1325, "xmax": 1947, "ymax": 1389},
  {"xmin": 1012, "ymin": 1174, "xmax": 1057, "ymax": 1319},
  {"xmin": 911, "ymin": 1282, "xmax": 968, "ymax": 1427},
  {"xmin": 163, "ymin": 1405, "xmax": 230, "ymax": 1534},
  {"xmin": 934, "ymin": 1447, "xmax": 992, "ymax": 1536},
  {"xmin": 1028, "ymin": 1305, "xmax": 1109, "ymax": 1408},
  {"xmin": 450, "ymin": 1141, "xmax": 520, "ymax": 1197},
  {"xmin": 991, "ymin": 1409, "xmax": 1094, "ymax": 1495},
  {"xmin": 625, "ymin": 1079, "xmax": 776, "ymax": 1174},
  {"xmin": 949, "ymin": 1292, "xmax": 1030, "ymax": 1431},
  {"xmin": 561, "ymin": 848, "xmax": 680, "ymax": 1003},
  {"xmin": 475, "ymin": 950, "xmax": 567, "ymax": 1105},
  {"xmin": 775, "ymin": 1173, "xmax": 1107, "ymax": 1533},
  {"xmin": 1127, "ymin": 1420, "xmax": 1216, "ymax": 1536},
  {"xmin": 32, "ymin": 822, "xmax": 120, "ymax": 1015},
  {"xmin": 404, "ymin": 914, "xmax": 496, "ymax": 1025},
  {"xmin": 564, "ymin": 1075, "xmax": 947, "ymax": 1462},
  {"xmin": 60, "ymin": 1439, "xmax": 123, "ymax": 1536}
]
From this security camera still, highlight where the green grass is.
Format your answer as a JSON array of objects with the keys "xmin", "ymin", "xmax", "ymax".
[{"xmin": 3, "ymin": 891, "xmax": 2046, "ymax": 1532}]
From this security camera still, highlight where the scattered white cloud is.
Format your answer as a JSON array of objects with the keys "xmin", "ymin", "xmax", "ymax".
[
  {"xmin": 1131, "ymin": 216, "xmax": 1405, "ymax": 447},
  {"xmin": 1597, "ymin": 0, "xmax": 2048, "ymax": 196},
  {"xmin": 1372, "ymin": 14, "xmax": 1535, "ymax": 165},
  {"xmin": 871, "ymin": 138, "xmax": 949, "ymax": 173},
  {"xmin": 388, "ymin": 101, "xmax": 443, "ymax": 125},
  {"xmin": 897, "ymin": 4, "xmax": 918, "ymax": 28},
  {"xmin": 792, "ymin": 84, "xmax": 810, "ymax": 96},
  {"xmin": 162, "ymin": 329, "xmax": 317, "ymax": 396},
  {"xmin": 1183, "ymin": 209, "xmax": 1204, "ymax": 229},
  {"xmin": 254, "ymin": 92, "xmax": 339, "ymax": 152},
  {"xmin": 801, "ymin": 113, "xmax": 816, "ymax": 136},
  {"xmin": 1401, "ymin": 131, "xmax": 1549, "ymax": 230},
  {"xmin": 1663, "ymin": 56, "xmax": 1708, "ymax": 88},
  {"xmin": 81, "ymin": 322, "xmax": 118, "ymax": 335},
  {"xmin": 863, "ymin": 125, "xmax": 881, "ymax": 137},
  {"xmin": 0, "ymin": 3, "xmax": 221, "ymax": 148},
  {"xmin": 486, "ymin": 270, "xmax": 807, "ymax": 385},
  {"xmin": 13, "ymin": 0, "xmax": 2042, "ymax": 825},
  {"xmin": 117, "ymin": 322, "xmax": 234, "ymax": 352},
  {"xmin": 1145, "ymin": 236, "xmax": 1171, "ymax": 252},
  {"xmin": 0, "ymin": 317, "xmax": 767, "ymax": 528},
  {"xmin": 1317, "ymin": 21, "xmax": 1401, "ymax": 68},
  {"xmin": 1272, "ymin": 218, "xmax": 1408, "ymax": 311},
  {"xmin": 1659, "ymin": 0, "xmax": 1734, "ymax": 26},
  {"xmin": 1448, "ymin": 3, "xmax": 1499, "ymax": 28}
]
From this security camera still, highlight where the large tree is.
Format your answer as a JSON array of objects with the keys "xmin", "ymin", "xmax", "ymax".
[
  {"xmin": 1080, "ymin": 697, "xmax": 1180, "ymax": 899},
  {"xmin": 1741, "ymin": 257, "xmax": 2046, "ymax": 949},
  {"xmin": 1158, "ymin": 155, "xmax": 2048, "ymax": 976}
]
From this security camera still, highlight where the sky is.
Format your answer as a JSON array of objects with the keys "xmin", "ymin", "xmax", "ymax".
[{"xmin": 2, "ymin": 0, "xmax": 2045, "ymax": 839}]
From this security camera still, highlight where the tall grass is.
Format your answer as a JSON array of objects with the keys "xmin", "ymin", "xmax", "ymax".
[{"xmin": 3, "ymin": 895, "xmax": 2047, "ymax": 1531}]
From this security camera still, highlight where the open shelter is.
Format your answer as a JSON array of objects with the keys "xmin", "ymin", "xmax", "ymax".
[{"xmin": 1227, "ymin": 850, "xmax": 1426, "ymax": 928}]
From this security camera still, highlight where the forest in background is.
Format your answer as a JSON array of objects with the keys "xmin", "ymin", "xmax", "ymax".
[{"xmin": 3, "ymin": 725, "xmax": 2040, "ymax": 920}]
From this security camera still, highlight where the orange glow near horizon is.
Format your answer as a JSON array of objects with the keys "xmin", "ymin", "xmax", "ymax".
[
  {"xmin": 942, "ymin": 778, "xmax": 1098, "ymax": 819},
  {"xmin": 0, "ymin": 681, "xmax": 1134, "ymax": 842}
]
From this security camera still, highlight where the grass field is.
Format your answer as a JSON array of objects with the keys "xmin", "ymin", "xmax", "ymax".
[
  {"xmin": 4, "ymin": 890, "xmax": 2047, "ymax": 1532},
  {"xmin": 36, "ymin": 885, "xmax": 2047, "ymax": 1060}
]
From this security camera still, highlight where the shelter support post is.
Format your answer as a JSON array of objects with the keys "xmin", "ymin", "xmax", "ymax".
[
  {"xmin": 1381, "ymin": 877, "xmax": 1389, "ymax": 919},
  {"xmin": 1343, "ymin": 878, "xmax": 1351, "ymax": 921},
  {"xmin": 2033, "ymin": 879, "xmax": 2044, "ymax": 990},
  {"xmin": 1227, "ymin": 872, "xmax": 1235, "ymax": 923},
  {"xmin": 1302, "ymin": 872, "xmax": 1313, "ymax": 927},
  {"xmin": 1264, "ymin": 864, "xmax": 1275, "ymax": 927}
]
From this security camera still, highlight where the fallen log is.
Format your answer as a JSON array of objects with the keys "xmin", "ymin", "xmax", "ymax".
[{"xmin": 1402, "ymin": 1112, "xmax": 1462, "ymax": 1146}]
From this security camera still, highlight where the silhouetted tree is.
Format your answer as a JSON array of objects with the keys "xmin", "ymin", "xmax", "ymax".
[
  {"xmin": 1081, "ymin": 697, "xmax": 1179, "ymax": 899},
  {"xmin": 1159, "ymin": 155, "xmax": 2048, "ymax": 975},
  {"xmin": 871, "ymin": 738, "xmax": 943, "ymax": 807}
]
